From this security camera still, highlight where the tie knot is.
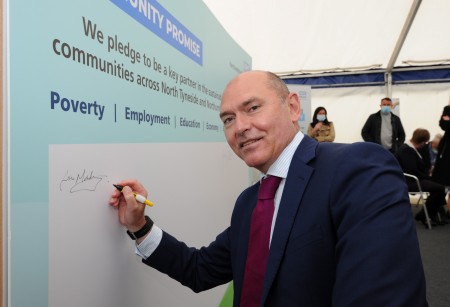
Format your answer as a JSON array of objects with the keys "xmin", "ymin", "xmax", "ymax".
[{"xmin": 258, "ymin": 176, "xmax": 282, "ymax": 200}]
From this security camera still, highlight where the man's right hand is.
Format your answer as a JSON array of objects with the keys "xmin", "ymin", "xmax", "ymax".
[{"xmin": 109, "ymin": 179, "xmax": 149, "ymax": 233}]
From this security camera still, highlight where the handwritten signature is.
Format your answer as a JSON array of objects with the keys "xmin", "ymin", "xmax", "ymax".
[{"xmin": 60, "ymin": 169, "xmax": 107, "ymax": 193}]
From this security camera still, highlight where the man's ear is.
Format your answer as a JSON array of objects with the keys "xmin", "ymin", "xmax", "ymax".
[{"xmin": 287, "ymin": 92, "xmax": 301, "ymax": 122}]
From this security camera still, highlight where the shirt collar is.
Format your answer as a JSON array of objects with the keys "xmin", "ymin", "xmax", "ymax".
[{"xmin": 263, "ymin": 131, "xmax": 304, "ymax": 180}]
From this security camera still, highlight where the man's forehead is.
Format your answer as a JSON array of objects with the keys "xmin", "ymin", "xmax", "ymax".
[
  {"xmin": 223, "ymin": 75, "xmax": 262, "ymax": 99},
  {"xmin": 228, "ymin": 71, "xmax": 264, "ymax": 87}
]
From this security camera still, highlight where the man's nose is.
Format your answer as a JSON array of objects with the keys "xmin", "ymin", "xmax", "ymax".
[{"xmin": 234, "ymin": 115, "xmax": 251, "ymax": 136}]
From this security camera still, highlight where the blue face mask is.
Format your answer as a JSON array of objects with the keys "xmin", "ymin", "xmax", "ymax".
[
  {"xmin": 317, "ymin": 114, "xmax": 326, "ymax": 122},
  {"xmin": 381, "ymin": 106, "xmax": 391, "ymax": 114}
]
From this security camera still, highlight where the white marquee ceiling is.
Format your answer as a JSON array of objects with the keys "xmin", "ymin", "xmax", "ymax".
[{"xmin": 203, "ymin": 0, "xmax": 450, "ymax": 74}]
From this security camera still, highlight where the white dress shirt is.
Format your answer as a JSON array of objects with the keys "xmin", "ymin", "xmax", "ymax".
[{"xmin": 135, "ymin": 131, "xmax": 305, "ymax": 259}]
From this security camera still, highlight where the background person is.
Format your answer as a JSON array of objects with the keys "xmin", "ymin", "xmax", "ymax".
[
  {"xmin": 395, "ymin": 128, "xmax": 448, "ymax": 226},
  {"xmin": 432, "ymin": 105, "xmax": 450, "ymax": 212},
  {"xmin": 419, "ymin": 133, "xmax": 442, "ymax": 175},
  {"xmin": 429, "ymin": 133, "xmax": 443, "ymax": 168},
  {"xmin": 307, "ymin": 106, "xmax": 335, "ymax": 142},
  {"xmin": 110, "ymin": 71, "xmax": 427, "ymax": 306},
  {"xmin": 361, "ymin": 97, "xmax": 406, "ymax": 154}
]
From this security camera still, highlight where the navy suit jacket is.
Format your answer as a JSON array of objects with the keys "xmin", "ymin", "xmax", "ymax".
[{"xmin": 145, "ymin": 136, "xmax": 427, "ymax": 306}]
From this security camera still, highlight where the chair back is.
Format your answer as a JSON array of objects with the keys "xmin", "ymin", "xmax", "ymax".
[{"xmin": 403, "ymin": 173, "xmax": 432, "ymax": 229}]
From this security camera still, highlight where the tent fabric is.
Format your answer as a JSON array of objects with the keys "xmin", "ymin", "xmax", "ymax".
[
  {"xmin": 393, "ymin": 67, "xmax": 450, "ymax": 83},
  {"xmin": 284, "ymin": 67, "xmax": 450, "ymax": 88},
  {"xmin": 202, "ymin": 0, "xmax": 450, "ymax": 74},
  {"xmin": 203, "ymin": 0, "xmax": 450, "ymax": 145}
]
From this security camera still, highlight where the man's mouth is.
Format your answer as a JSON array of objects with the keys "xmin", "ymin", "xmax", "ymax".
[{"xmin": 240, "ymin": 138, "xmax": 262, "ymax": 148}]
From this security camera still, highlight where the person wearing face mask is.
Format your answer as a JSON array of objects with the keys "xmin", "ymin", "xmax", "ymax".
[
  {"xmin": 395, "ymin": 128, "xmax": 449, "ymax": 226},
  {"xmin": 361, "ymin": 97, "xmax": 406, "ymax": 154},
  {"xmin": 432, "ymin": 105, "xmax": 450, "ymax": 213},
  {"xmin": 307, "ymin": 106, "xmax": 335, "ymax": 142}
]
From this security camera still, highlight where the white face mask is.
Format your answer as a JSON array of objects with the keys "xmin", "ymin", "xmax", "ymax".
[{"xmin": 317, "ymin": 114, "xmax": 326, "ymax": 122}]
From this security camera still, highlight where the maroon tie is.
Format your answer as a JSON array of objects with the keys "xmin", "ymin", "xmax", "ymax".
[{"xmin": 240, "ymin": 175, "xmax": 282, "ymax": 307}]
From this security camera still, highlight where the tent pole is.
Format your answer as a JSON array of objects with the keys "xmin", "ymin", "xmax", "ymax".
[
  {"xmin": 385, "ymin": 72, "xmax": 392, "ymax": 98},
  {"xmin": 386, "ymin": 0, "xmax": 422, "ymax": 72},
  {"xmin": 385, "ymin": 0, "xmax": 421, "ymax": 98}
]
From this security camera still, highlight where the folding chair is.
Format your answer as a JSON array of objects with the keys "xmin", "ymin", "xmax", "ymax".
[{"xmin": 404, "ymin": 173, "xmax": 432, "ymax": 229}]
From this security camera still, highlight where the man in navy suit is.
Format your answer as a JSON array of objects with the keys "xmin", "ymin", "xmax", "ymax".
[{"xmin": 110, "ymin": 71, "xmax": 427, "ymax": 306}]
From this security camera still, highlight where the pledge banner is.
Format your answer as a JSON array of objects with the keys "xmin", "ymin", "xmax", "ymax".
[
  {"xmin": 110, "ymin": 0, "xmax": 203, "ymax": 65},
  {"xmin": 7, "ymin": 1, "xmax": 250, "ymax": 306}
]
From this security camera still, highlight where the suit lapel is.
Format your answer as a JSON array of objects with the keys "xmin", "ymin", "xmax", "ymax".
[{"xmin": 261, "ymin": 136, "xmax": 318, "ymax": 303}]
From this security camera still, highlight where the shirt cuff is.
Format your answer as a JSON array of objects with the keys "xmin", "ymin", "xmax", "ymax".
[{"xmin": 134, "ymin": 224, "xmax": 163, "ymax": 260}]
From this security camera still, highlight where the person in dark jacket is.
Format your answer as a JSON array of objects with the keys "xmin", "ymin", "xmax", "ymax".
[
  {"xmin": 110, "ymin": 71, "xmax": 428, "ymax": 307},
  {"xmin": 432, "ymin": 105, "xmax": 450, "ymax": 212},
  {"xmin": 396, "ymin": 128, "xmax": 448, "ymax": 226},
  {"xmin": 361, "ymin": 97, "xmax": 406, "ymax": 154}
]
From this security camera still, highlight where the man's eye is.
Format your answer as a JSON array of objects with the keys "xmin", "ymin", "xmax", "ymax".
[
  {"xmin": 249, "ymin": 105, "xmax": 259, "ymax": 112},
  {"xmin": 222, "ymin": 117, "xmax": 233, "ymax": 125}
]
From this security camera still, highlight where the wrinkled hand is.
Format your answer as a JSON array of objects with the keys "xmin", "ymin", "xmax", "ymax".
[{"xmin": 109, "ymin": 179, "xmax": 148, "ymax": 232}]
